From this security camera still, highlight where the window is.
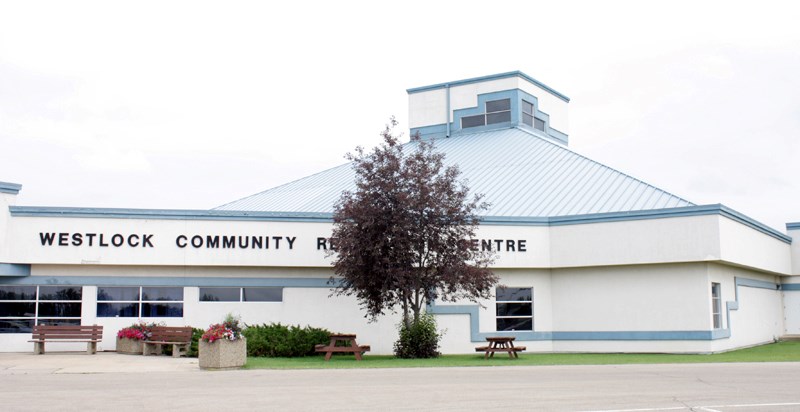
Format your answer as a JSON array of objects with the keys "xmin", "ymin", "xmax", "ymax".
[
  {"xmin": 461, "ymin": 98, "xmax": 511, "ymax": 128},
  {"xmin": 711, "ymin": 283, "xmax": 722, "ymax": 329},
  {"xmin": 97, "ymin": 286, "xmax": 183, "ymax": 318},
  {"xmin": 199, "ymin": 287, "xmax": 283, "ymax": 302},
  {"xmin": 496, "ymin": 287, "xmax": 533, "ymax": 331},
  {"xmin": 0, "ymin": 285, "xmax": 82, "ymax": 333},
  {"xmin": 522, "ymin": 100, "xmax": 545, "ymax": 131},
  {"xmin": 534, "ymin": 117, "xmax": 545, "ymax": 131}
]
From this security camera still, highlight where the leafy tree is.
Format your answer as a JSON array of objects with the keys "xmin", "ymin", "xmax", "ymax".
[{"xmin": 329, "ymin": 118, "xmax": 498, "ymax": 330}]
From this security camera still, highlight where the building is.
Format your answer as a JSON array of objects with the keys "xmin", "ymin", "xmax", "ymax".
[{"xmin": 1, "ymin": 71, "xmax": 799, "ymax": 354}]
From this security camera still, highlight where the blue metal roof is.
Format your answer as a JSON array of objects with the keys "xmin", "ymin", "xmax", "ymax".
[{"xmin": 215, "ymin": 127, "xmax": 694, "ymax": 216}]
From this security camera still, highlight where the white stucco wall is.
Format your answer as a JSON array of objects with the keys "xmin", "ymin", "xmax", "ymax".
[
  {"xmin": 784, "ymin": 290, "xmax": 800, "ymax": 335},
  {"xmin": 550, "ymin": 263, "xmax": 710, "ymax": 332},
  {"xmin": 549, "ymin": 215, "xmax": 722, "ymax": 268},
  {"xmin": 788, "ymin": 227, "xmax": 800, "ymax": 275},
  {"xmin": 718, "ymin": 216, "xmax": 791, "ymax": 274}
]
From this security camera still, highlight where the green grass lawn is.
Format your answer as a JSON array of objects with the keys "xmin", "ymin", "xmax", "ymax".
[{"xmin": 243, "ymin": 340, "xmax": 800, "ymax": 369}]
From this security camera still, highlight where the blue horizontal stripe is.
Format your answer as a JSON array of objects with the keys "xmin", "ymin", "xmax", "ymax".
[
  {"xmin": 482, "ymin": 204, "xmax": 791, "ymax": 243},
  {"xmin": 0, "ymin": 263, "xmax": 31, "ymax": 277},
  {"xmin": 10, "ymin": 204, "xmax": 790, "ymax": 243},
  {"xmin": 781, "ymin": 284, "xmax": 800, "ymax": 291},
  {"xmin": 0, "ymin": 181, "xmax": 22, "ymax": 195},
  {"xmin": 787, "ymin": 222, "xmax": 800, "ymax": 230}
]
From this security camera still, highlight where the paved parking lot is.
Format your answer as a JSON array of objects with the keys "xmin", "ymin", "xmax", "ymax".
[{"xmin": 2, "ymin": 353, "xmax": 800, "ymax": 411}]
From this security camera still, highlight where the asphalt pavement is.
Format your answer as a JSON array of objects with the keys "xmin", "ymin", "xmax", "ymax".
[{"xmin": 2, "ymin": 352, "xmax": 800, "ymax": 411}]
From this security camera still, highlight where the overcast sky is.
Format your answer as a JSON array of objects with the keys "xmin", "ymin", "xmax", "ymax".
[{"xmin": 1, "ymin": 1, "xmax": 799, "ymax": 232}]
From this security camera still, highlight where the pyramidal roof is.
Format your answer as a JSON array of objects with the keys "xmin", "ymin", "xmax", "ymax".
[{"xmin": 215, "ymin": 127, "xmax": 694, "ymax": 217}]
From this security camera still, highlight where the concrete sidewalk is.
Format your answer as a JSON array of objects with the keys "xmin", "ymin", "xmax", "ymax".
[{"xmin": 0, "ymin": 351, "xmax": 199, "ymax": 375}]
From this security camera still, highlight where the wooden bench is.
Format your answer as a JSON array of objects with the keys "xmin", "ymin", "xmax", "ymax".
[
  {"xmin": 29, "ymin": 324, "xmax": 103, "ymax": 355},
  {"xmin": 142, "ymin": 326, "xmax": 193, "ymax": 357},
  {"xmin": 314, "ymin": 333, "xmax": 370, "ymax": 361}
]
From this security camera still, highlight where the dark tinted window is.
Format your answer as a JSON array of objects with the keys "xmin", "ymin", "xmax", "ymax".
[
  {"xmin": 38, "ymin": 303, "xmax": 82, "ymax": 317},
  {"xmin": 200, "ymin": 288, "xmax": 240, "ymax": 302},
  {"xmin": 141, "ymin": 287, "xmax": 183, "ymax": 301},
  {"xmin": 497, "ymin": 318, "xmax": 533, "ymax": 331},
  {"xmin": 243, "ymin": 287, "xmax": 282, "ymax": 302},
  {"xmin": 0, "ymin": 319, "xmax": 34, "ymax": 333},
  {"xmin": 486, "ymin": 111, "xmax": 511, "ymax": 125},
  {"xmin": 0, "ymin": 302, "xmax": 35, "ymax": 317},
  {"xmin": 486, "ymin": 98, "xmax": 510, "ymax": 112},
  {"xmin": 496, "ymin": 287, "xmax": 532, "ymax": 302},
  {"xmin": 461, "ymin": 115, "xmax": 485, "ymax": 128},
  {"xmin": 522, "ymin": 100, "xmax": 534, "ymax": 114},
  {"xmin": 0, "ymin": 286, "xmax": 36, "ymax": 300},
  {"xmin": 97, "ymin": 302, "xmax": 139, "ymax": 317},
  {"xmin": 496, "ymin": 303, "xmax": 532, "ymax": 317},
  {"xmin": 534, "ymin": 117, "xmax": 545, "ymax": 131},
  {"xmin": 37, "ymin": 319, "xmax": 82, "ymax": 326},
  {"xmin": 522, "ymin": 113, "xmax": 534, "ymax": 127},
  {"xmin": 97, "ymin": 287, "xmax": 139, "ymax": 301},
  {"xmin": 39, "ymin": 286, "xmax": 82, "ymax": 301},
  {"xmin": 142, "ymin": 303, "xmax": 183, "ymax": 317}
]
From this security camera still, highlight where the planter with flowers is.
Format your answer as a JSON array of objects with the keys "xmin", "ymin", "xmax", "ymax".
[
  {"xmin": 116, "ymin": 321, "xmax": 158, "ymax": 355},
  {"xmin": 199, "ymin": 314, "xmax": 246, "ymax": 369}
]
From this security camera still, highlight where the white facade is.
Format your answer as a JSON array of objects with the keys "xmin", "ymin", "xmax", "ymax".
[
  {"xmin": 1, "ymin": 193, "xmax": 797, "ymax": 354},
  {"xmin": 2, "ymin": 72, "xmax": 798, "ymax": 354}
]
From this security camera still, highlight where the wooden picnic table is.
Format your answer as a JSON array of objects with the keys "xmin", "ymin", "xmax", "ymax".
[
  {"xmin": 475, "ymin": 336, "xmax": 526, "ymax": 359},
  {"xmin": 315, "ymin": 333, "xmax": 370, "ymax": 361}
]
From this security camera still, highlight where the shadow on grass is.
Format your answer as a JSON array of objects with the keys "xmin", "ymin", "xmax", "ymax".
[{"xmin": 244, "ymin": 340, "xmax": 800, "ymax": 370}]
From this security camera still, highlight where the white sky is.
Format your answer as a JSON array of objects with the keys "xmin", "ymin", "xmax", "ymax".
[{"xmin": 1, "ymin": 0, "xmax": 799, "ymax": 232}]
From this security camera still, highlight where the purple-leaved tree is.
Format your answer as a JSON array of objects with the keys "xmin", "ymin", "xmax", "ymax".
[{"xmin": 329, "ymin": 118, "xmax": 498, "ymax": 330}]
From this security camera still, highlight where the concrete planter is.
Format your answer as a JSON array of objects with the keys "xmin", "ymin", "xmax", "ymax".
[
  {"xmin": 116, "ymin": 337, "xmax": 144, "ymax": 355},
  {"xmin": 199, "ymin": 338, "xmax": 246, "ymax": 369}
]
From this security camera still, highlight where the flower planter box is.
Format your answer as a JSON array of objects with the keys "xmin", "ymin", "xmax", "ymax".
[
  {"xmin": 116, "ymin": 337, "xmax": 144, "ymax": 355},
  {"xmin": 199, "ymin": 338, "xmax": 246, "ymax": 369}
]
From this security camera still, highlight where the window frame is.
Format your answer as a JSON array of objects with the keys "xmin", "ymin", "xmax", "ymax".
[
  {"xmin": 461, "ymin": 98, "xmax": 512, "ymax": 129},
  {"xmin": 97, "ymin": 286, "xmax": 184, "ymax": 318},
  {"xmin": 199, "ymin": 287, "xmax": 283, "ymax": 302},
  {"xmin": 495, "ymin": 287, "xmax": 534, "ymax": 332},
  {"xmin": 0, "ymin": 285, "xmax": 83, "ymax": 333},
  {"xmin": 711, "ymin": 283, "xmax": 722, "ymax": 329}
]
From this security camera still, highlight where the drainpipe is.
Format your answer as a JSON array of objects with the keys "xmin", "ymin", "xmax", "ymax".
[{"xmin": 445, "ymin": 84, "xmax": 451, "ymax": 138}]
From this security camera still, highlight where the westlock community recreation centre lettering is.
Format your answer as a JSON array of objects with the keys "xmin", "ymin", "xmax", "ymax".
[{"xmin": 37, "ymin": 233, "xmax": 526, "ymax": 253}]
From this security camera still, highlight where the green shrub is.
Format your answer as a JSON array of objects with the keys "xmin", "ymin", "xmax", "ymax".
[
  {"xmin": 186, "ymin": 328, "xmax": 204, "ymax": 358},
  {"xmin": 243, "ymin": 323, "xmax": 331, "ymax": 357},
  {"xmin": 394, "ymin": 313, "xmax": 441, "ymax": 358}
]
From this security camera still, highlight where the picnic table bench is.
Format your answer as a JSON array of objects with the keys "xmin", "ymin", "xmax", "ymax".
[
  {"xmin": 143, "ymin": 326, "xmax": 193, "ymax": 357},
  {"xmin": 475, "ymin": 336, "xmax": 526, "ymax": 359},
  {"xmin": 29, "ymin": 324, "xmax": 104, "ymax": 355},
  {"xmin": 315, "ymin": 333, "xmax": 370, "ymax": 361}
]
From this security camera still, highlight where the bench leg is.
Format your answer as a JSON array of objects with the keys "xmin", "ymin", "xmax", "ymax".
[
  {"xmin": 87, "ymin": 342, "xmax": 97, "ymax": 355},
  {"xmin": 171, "ymin": 344, "xmax": 188, "ymax": 358},
  {"xmin": 34, "ymin": 342, "xmax": 44, "ymax": 355},
  {"xmin": 143, "ymin": 343, "xmax": 162, "ymax": 356}
]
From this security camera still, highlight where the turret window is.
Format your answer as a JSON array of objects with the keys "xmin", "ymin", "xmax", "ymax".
[
  {"xmin": 462, "ymin": 98, "xmax": 511, "ymax": 128},
  {"xmin": 522, "ymin": 100, "xmax": 546, "ymax": 131}
]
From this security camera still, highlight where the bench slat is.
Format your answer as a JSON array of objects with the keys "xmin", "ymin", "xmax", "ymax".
[{"xmin": 315, "ymin": 346, "xmax": 370, "ymax": 353}]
